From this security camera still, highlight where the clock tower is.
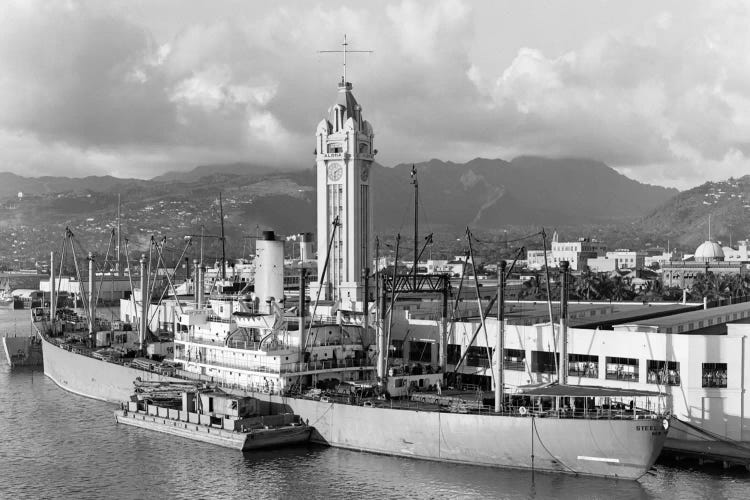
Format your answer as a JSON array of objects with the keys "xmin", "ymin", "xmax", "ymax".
[{"xmin": 314, "ymin": 78, "xmax": 375, "ymax": 304}]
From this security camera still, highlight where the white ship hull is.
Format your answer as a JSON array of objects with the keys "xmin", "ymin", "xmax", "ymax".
[
  {"xmin": 254, "ymin": 393, "xmax": 666, "ymax": 480},
  {"xmin": 41, "ymin": 333, "xmax": 179, "ymax": 402}
]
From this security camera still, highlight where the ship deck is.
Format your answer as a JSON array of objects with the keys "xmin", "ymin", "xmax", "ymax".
[{"xmin": 296, "ymin": 390, "xmax": 665, "ymax": 422}]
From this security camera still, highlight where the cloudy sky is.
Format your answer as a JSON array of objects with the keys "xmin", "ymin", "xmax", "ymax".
[{"xmin": 1, "ymin": 0, "xmax": 749, "ymax": 189}]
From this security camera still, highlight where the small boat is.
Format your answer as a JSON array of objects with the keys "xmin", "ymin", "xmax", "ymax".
[
  {"xmin": 2, "ymin": 335, "xmax": 42, "ymax": 367},
  {"xmin": 0, "ymin": 278, "xmax": 16, "ymax": 309},
  {"xmin": 114, "ymin": 383, "xmax": 311, "ymax": 451}
]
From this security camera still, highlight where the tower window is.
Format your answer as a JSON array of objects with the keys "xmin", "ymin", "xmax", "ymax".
[{"xmin": 328, "ymin": 143, "xmax": 343, "ymax": 154}]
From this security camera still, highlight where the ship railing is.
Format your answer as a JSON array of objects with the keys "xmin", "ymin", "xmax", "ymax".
[
  {"xmin": 206, "ymin": 315, "xmax": 235, "ymax": 324},
  {"xmin": 225, "ymin": 340, "xmax": 292, "ymax": 352},
  {"xmin": 174, "ymin": 355, "xmax": 281, "ymax": 374},
  {"xmin": 281, "ymin": 358, "xmax": 374, "ymax": 374},
  {"xmin": 310, "ymin": 315, "xmax": 337, "ymax": 325},
  {"xmin": 346, "ymin": 397, "xmax": 665, "ymax": 420},
  {"xmin": 175, "ymin": 333, "xmax": 292, "ymax": 353},
  {"xmin": 174, "ymin": 333, "xmax": 226, "ymax": 346},
  {"xmin": 459, "ymin": 401, "xmax": 665, "ymax": 421}
]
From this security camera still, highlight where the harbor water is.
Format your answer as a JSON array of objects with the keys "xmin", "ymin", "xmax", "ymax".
[{"xmin": 1, "ymin": 308, "xmax": 749, "ymax": 499}]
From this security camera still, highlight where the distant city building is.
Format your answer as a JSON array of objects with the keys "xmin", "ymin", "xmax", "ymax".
[
  {"xmin": 661, "ymin": 239, "xmax": 747, "ymax": 289},
  {"xmin": 604, "ymin": 249, "xmax": 646, "ymax": 270},
  {"xmin": 527, "ymin": 234, "xmax": 607, "ymax": 271},
  {"xmin": 587, "ymin": 249, "xmax": 646, "ymax": 272},
  {"xmin": 425, "ymin": 260, "xmax": 449, "ymax": 274},
  {"xmin": 550, "ymin": 234, "xmax": 606, "ymax": 271},
  {"xmin": 644, "ymin": 250, "xmax": 681, "ymax": 268},
  {"xmin": 586, "ymin": 256, "xmax": 618, "ymax": 272},
  {"xmin": 694, "ymin": 240, "xmax": 724, "ymax": 262},
  {"xmin": 526, "ymin": 249, "xmax": 551, "ymax": 270},
  {"xmin": 723, "ymin": 240, "xmax": 750, "ymax": 262}
]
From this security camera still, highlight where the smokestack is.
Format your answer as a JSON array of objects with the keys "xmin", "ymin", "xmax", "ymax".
[
  {"xmin": 300, "ymin": 232, "xmax": 314, "ymax": 262},
  {"xmin": 256, "ymin": 231, "xmax": 284, "ymax": 314}
]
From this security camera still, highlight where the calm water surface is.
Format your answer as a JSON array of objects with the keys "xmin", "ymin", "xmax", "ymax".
[{"xmin": 1, "ymin": 308, "xmax": 749, "ymax": 499}]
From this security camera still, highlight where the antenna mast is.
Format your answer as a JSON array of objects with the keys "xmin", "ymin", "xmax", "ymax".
[
  {"xmin": 318, "ymin": 34, "xmax": 373, "ymax": 82},
  {"xmin": 116, "ymin": 194, "xmax": 121, "ymax": 275},
  {"xmin": 219, "ymin": 193, "xmax": 226, "ymax": 281},
  {"xmin": 411, "ymin": 165, "xmax": 418, "ymax": 289}
]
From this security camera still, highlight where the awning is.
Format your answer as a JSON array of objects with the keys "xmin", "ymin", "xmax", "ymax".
[{"xmin": 517, "ymin": 383, "xmax": 664, "ymax": 398}]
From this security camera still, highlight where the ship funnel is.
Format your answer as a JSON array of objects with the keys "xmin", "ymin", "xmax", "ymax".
[
  {"xmin": 300, "ymin": 232, "xmax": 314, "ymax": 262},
  {"xmin": 255, "ymin": 230, "xmax": 284, "ymax": 314}
]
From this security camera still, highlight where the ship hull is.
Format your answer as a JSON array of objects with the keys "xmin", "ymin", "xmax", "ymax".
[
  {"xmin": 41, "ymin": 334, "xmax": 180, "ymax": 402},
  {"xmin": 261, "ymin": 395, "xmax": 666, "ymax": 480}
]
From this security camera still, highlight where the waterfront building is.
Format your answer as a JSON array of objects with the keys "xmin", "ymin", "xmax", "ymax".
[
  {"xmin": 39, "ymin": 275, "xmax": 133, "ymax": 304},
  {"xmin": 384, "ymin": 299, "xmax": 750, "ymax": 444}
]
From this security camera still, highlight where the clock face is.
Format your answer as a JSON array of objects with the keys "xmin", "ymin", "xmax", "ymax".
[
  {"xmin": 327, "ymin": 162, "xmax": 343, "ymax": 182},
  {"xmin": 360, "ymin": 165, "xmax": 370, "ymax": 182}
]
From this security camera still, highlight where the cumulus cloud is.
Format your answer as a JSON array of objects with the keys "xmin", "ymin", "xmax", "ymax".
[
  {"xmin": 0, "ymin": 0, "xmax": 749, "ymax": 188},
  {"xmin": 472, "ymin": 3, "xmax": 750, "ymax": 188}
]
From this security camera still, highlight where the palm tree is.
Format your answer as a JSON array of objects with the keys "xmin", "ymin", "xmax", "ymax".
[
  {"xmin": 575, "ymin": 269, "xmax": 600, "ymax": 300},
  {"xmin": 612, "ymin": 275, "xmax": 635, "ymax": 301},
  {"xmin": 661, "ymin": 286, "xmax": 683, "ymax": 301},
  {"xmin": 690, "ymin": 272, "xmax": 721, "ymax": 301}
]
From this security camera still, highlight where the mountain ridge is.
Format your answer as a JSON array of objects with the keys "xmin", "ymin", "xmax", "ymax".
[{"xmin": 0, "ymin": 156, "xmax": 684, "ymax": 262}]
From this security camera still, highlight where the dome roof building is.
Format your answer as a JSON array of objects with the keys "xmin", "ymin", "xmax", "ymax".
[{"xmin": 694, "ymin": 240, "xmax": 724, "ymax": 262}]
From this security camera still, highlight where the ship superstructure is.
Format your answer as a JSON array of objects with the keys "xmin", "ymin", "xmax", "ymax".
[{"xmin": 173, "ymin": 230, "xmax": 377, "ymax": 394}]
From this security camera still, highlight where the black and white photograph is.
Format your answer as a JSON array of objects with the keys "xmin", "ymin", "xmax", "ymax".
[{"xmin": 1, "ymin": 1, "xmax": 750, "ymax": 498}]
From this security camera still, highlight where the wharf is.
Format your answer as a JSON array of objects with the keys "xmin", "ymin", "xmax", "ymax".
[{"xmin": 664, "ymin": 419, "xmax": 750, "ymax": 470}]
